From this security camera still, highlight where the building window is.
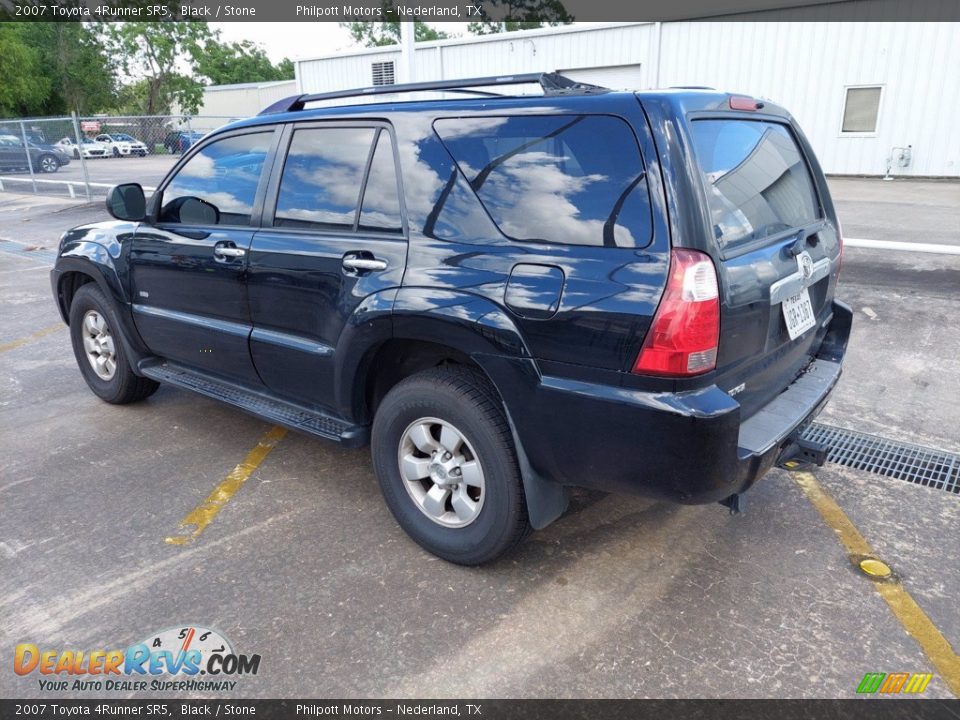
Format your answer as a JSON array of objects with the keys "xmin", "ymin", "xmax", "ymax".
[
  {"xmin": 371, "ymin": 61, "xmax": 395, "ymax": 86},
  {"xmin": 841, "ymin": 86, "xmax": 882, "ymax": 134}
]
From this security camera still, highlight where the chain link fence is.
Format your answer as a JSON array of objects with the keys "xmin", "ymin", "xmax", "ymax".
[{"xmin": 0, "ymin": 114, "xmax": 237, "ymax": 200}]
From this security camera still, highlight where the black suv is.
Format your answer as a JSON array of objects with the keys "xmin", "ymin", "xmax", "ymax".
[{"xmin": 51, "ymin": 73, "xmax": 850, "ymax": 564}]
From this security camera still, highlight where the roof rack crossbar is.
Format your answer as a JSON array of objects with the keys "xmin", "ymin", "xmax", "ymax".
[{"xmin": 259, "ymin": 72, "xmax": 607, "ymax": 115}]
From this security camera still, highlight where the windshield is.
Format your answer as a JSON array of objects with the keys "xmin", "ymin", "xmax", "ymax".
[{"xmin": 690, "ymin": 119, "xmax": 821, "ymax": 249}]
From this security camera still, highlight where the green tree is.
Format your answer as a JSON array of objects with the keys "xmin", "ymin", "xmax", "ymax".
[
  {"xmin": 15, "ymin": 23, "xmax": 116, "ymax": 114},
  {"xmin": 0, "ymin": 25, "xmax": 49, "ymax": 117},
  {"xmin": 467, "ymin": 1, "xmax": 573, "ymax": 34},
  {"xmin": 340, "ymin": 21, "xmax": 449, "ymax": 48},
  {"xmin": 276, "ymin": 58, "xmax": 295, "ymax": 79},
  {"xmin": 103, "ymin": 21, "xmax": 211, "ymax": 115},
  {"xmin": 196, "ymin": 36, "xmax": 295, "ymax": 85}
]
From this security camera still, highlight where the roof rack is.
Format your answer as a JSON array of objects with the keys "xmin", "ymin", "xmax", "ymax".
[{"xmin": 258, "ymin": 72, "xmax": 608, "ymax": 115}]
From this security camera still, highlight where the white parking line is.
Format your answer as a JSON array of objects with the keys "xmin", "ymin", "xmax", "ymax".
[{"xmin": 844, "ymin": 238, "xmax": 960, "ymax": 255}]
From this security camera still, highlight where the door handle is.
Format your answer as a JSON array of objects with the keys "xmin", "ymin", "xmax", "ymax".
[
  {"xmin": 214, "ymin": 246, "xmax": 245, "ymax": 258},
  {"xmin": 342, "ymin": 254, "xmax": 387, "ymax": 272}
]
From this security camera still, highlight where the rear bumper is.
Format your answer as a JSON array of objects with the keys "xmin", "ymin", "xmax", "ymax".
[{"xmin": 495, "ymin": 300, "xmax": 852, "ymax": 504}]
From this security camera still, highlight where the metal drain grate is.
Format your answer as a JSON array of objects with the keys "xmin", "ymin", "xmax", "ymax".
[{"xmin": 800, "ymin": 422, "xmax": 960, "ymax": 494}]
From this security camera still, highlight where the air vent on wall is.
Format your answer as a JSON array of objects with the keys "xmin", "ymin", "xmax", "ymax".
[{"xmin": 371, "ymin": 61, "xmax": 395, "ymax": 86}]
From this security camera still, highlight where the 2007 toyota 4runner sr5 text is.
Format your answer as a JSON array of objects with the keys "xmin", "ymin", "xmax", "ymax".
[{"xmin": 51, "ymin": 73, "xmax": 850, "ymax": 564}]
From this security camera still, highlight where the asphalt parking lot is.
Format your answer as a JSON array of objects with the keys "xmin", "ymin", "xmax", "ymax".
[{"xmin": 1, "ymin": 178, "xmax": 958, "ymax": 699}]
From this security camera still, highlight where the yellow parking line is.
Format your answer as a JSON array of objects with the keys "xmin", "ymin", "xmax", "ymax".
[
  {"xmin": 165, "ymin": 426, "xmax": 288, "ymax": 546},
  {"xmin": 793, "ymin": 470, "xmax": 960, "ymax": 696},
  {"xmin": 0, "ymin": 324, "xmax": 64, "ymax": 354}
]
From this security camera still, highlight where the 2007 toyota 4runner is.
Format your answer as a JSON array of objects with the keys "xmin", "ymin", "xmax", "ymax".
[{"xmin": 51, "ymin": 73, "xmax": 850, "ymax": 564}]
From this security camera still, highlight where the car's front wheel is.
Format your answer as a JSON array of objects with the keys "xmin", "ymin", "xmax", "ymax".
[
  {"xmin": 112, "ymin": 147, "xmax": 120, "ymax": 157},
  {"xmin": 371, "ymin": 366, "xmax": 530, "ymax": 565},
  {"xmin": 68, "ymin": 284, "xmax": 159, "ymax": 404},
  {"xmin": 38, "ymin": 154, "xmax": 59, "ymax": 173}
]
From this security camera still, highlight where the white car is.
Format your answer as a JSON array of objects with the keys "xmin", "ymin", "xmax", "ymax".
[
  {"xmin": 95, "ymin": 133, "xmax": 149, "ymax": 157},
  {"xmin": 55, "ymin": 137, "xmax": 109, "ymax": 160}
]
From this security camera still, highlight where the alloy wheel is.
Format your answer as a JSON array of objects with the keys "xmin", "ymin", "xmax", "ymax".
[
  {"xmin": 81, "ymin": 310, "xmax": 117, "ymax": 380},
  {"xmin": 397, "ymin": 417, "xmax": 485, "ymax": 528}
]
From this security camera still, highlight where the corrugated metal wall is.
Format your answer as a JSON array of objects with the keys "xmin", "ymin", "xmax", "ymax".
[
  {"xmin": 296, "ymin": 21, "xmax": 960, "ymax": 176},
  {"xmin": 658, "ymin": 22, "xmax": 960, "ymax": 176},
  {"xmin": 198, "ymin": 81, "xmax": 298, "ymax": 118},
  {"xmin": 296, "ymin": 25, "xmax": 656, "ymax": 93}
]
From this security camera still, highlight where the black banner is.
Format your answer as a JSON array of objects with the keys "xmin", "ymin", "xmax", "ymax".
[
  {"xmin": 0, "ymin": 0, "xmax": 958, "ymax": 22},
  {"xmin": 3, "ymin": 700, "xmax": 960, "ymax": 719}
]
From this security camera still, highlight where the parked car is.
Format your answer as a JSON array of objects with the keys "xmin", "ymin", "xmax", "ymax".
[
  {"xmin": 50, "ymin": 73, "xmax": 849, "ymax": 565},
  {"xmin": 162, "ymin": 131, "xmax": 205, "ymax": 154},
  {"xmin": 55, "ymin": 137, "xmax": 109, "ymax": 160},
  {"xmin": 0, "ymin": 135, "xmax": 69, "ymax": 173},
  {"xmin": 95, "ymin": 133, "xmax": 149, "ymax": 157}
]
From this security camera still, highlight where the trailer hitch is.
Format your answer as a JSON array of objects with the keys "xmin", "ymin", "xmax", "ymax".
[{"xmin": 777, "ymin": 434, "xmax": 830, "ymax": 470}]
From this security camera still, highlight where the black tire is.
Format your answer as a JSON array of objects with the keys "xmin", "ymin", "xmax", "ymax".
[
  {"xmin": 371, "ymin": 366, "xmax": 530, "ymax": 565},
  {"xmin": 68, "ymin": 284, "xmax": 159, "ymax": 405},
  {"xmin": 112, "ymin": 147, "xmax": 120, "ymax": 157}
]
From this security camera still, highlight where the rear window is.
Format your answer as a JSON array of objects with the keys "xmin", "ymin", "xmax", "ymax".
[
  {"xmin": 690, "ymin": 119, "xmax": 820, "ymax": 250},
  {"xmin": 434, "ymin": 115, "xmax": 652, "ymax": 248}
]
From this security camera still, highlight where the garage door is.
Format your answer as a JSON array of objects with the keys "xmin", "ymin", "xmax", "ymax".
[{"xmin": 560, "ymin": 64, "xmax": 644, "ymax": 91}]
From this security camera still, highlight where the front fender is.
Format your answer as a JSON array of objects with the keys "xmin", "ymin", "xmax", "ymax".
[{"xmin": 51, "ymin": 222, "xmax": 150, "ymax": 368}]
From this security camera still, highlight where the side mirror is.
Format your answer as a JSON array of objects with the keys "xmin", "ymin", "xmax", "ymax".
[{"xmin": 106, "ymin": 183, "xmax": 146, "ymax": 222}]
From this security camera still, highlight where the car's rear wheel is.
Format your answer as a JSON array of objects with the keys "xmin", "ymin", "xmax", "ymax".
[
  {"xmin": 73, "ymin": 149, "xmax": 80, "ymax": 159},
  {"xmin": 68, "ymin": 284, "xmax": 159, "ymax": 404},
  {"xmin": 371, "ymin": 366, "xmax": 530, "ymax": 565},
  {"xmin": 112, "ymin": 147, "xmax": 120, "ymax": 157}
]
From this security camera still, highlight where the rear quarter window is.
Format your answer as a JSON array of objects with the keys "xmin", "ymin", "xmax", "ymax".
[
  {"xmin": 690, "ymin": 119, "xmax": 821, "ymax": 250},
  {"xmin": 434, "ymin": 115, "xmax": 652, "ymax": 249}
]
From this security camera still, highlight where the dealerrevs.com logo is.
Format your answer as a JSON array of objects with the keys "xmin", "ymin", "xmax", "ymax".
[
  {"xmin": 856, "ymin": 672, "xmax": 933, "ymax": 695},
  {"xmin": 14, "ymin": 625, "xmax": 261, "ymax": 692}
]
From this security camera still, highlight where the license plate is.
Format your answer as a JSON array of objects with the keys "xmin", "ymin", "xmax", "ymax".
[{"xmin": 782, "ymin": 288, "xmax": 816, "ymax": 340}]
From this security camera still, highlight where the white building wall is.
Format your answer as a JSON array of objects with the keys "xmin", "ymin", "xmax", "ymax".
[
  {"xmin": 658, "ymin": 21, "xmax": 960, "ymax": 176},
  {"xmin": 194, "ymin": 81, "xmax": 298, "ymax": 120},
  {"xmin": 296, "ymin": 21, "xmax": 960, "ymax": 176},
  {"xmin": 297, "ymin": 24, "xmax": 655, "ymax": 93},
  {"xmin": 297, "ymin": 48, "xmax": 402, "ymax": 94}
]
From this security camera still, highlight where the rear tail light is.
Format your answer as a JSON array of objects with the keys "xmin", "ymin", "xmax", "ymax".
[{"xmin": 633, "ymin": 248, "xmax": 720, "ymax": 377}]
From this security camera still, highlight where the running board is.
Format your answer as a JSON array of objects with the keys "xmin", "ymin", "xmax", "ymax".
[{"xmin": 139, "ymin": 360, "xmax": 368, "ymax": 447}]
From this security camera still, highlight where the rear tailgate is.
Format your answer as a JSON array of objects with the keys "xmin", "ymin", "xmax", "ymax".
[{"xmin": 687, "ymin": 116, "xmax": 841, "ymax": 419}]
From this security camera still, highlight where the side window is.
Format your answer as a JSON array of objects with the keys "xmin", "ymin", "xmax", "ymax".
[
  {"xmin": 358, "ymin": 130, "xmax": 403, "ymax": 234},
  {"xmin": 274, "ymin": 127, "xmax": 375, "ymax": 231},
  {"xmin": 160, "ymin": 132, "xmax": 272, "ymax": 226},
  {"xmin": 434, "ymin": 115, "xmax": 653, "ymax": 248}
]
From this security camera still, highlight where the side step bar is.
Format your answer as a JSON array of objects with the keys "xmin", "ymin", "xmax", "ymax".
[{"xmin": 139, "ymin": 360, "xmax": 369, "ymax": 448}]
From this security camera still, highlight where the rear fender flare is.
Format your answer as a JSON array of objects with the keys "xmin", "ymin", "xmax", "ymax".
[{"xmin": 348, "ymin": 287, "xmax": 568, "ymax": 529}]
